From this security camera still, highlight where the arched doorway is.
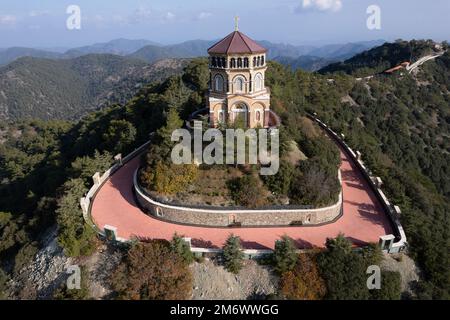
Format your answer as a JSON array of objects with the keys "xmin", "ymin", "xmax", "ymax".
[{"xmin": 231, "ymin": 102, "xmax": 248, "ymax": 128}]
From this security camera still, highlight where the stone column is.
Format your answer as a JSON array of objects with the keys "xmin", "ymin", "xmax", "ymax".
[
  {"xmin": 92, "ymin": 172, "xmax": 101, "ymax": 185},
  {"xmin": 356, "ymin": 151, "xmax": 362, "ymax": 161},
  {"xmin": 114, "ymin": 153, "xmax": 123, "ymax": 166},
  {"xmin": 264, "ymin": 109, "xmax": 270, "ymax": 127},
  {"xmin": 379, "ymin": 234, "xmax": 395, "ymax": 252},
  {"xmin": 104, "ymin": 225, "xmax": 118, "ymax": 241},
  {"xmin": 209, "ymin": 111, "xmax": 215, "ymax": 128},
  {"xmin": 375, "ymin": 177, "xmax": 383, "ymax": 188}
]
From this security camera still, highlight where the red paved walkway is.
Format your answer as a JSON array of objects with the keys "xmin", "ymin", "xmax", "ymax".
[{"xmin": 91, "ymin": 147, "xmax": 393, "ymax": 250}]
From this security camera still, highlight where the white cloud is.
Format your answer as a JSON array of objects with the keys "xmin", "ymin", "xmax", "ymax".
[
  {"xmin": 132, "ymin": 6, "xmax": 152, "ymax": 22},
  {"xmin": 0, "ymin": 14, "xmax": 16, "ymax": 26},
  {"xmin": 196, "ymin": 12, "xmax": 212, "ymax": 20},
  {"xmin": 29, "ymin": 10, "xmax": 50, "ymax": 17},
  {"xmin": 296, "ymin": 0, "xmax": 343, "ymax": 13},
  {"xmin": 93, "ymin": 14, "xmax": 106, "ymax": 23},
  {"xmin": 164, "ymin": 12, "xmax": 176, "ymax": 21},
  {"xmin": 112, "ymin": 14, "xmax": 128, "ymax": 25}
]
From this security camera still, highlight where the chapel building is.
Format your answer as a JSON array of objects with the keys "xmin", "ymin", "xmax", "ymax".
[{"xmin": 207, "ymin": 24, "xmax": 271, "ymax": 128}]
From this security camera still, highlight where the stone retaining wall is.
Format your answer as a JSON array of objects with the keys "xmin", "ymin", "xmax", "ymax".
[
  {"xmin": 308, "ymin": 114, "xmax": 407, "ymax": 254},
  {"xmin": 80, "ymin": 141, "xmax": 152, "ymax": 240},
  {"xmin": 133, "ymin": 169, "xmax": 342, "ymax": 227},
  {"xmin": 83, "ymin": 115, "xmax": 407, "ymax": 255}
]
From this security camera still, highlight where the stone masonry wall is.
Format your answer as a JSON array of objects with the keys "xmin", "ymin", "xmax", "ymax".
[{"xmin": 134, "ymin": 170, "xmax": 342, "ymax": 227}]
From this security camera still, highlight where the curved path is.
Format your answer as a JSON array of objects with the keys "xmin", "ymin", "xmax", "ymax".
[{"xmin": 91, "ymin": 144, "xmax": 393, "ymax": 250}]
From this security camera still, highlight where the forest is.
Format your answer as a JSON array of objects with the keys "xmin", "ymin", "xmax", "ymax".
[{"xmin": 0, "ymin": 40, "xmax": 449, "ymax": 299}]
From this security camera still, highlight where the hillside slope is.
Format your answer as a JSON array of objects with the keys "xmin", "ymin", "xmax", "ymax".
[
  {"xmin": 273, "ymin": 55, "xmax": 336, "ymax": 71},
  {"xmin": 319, "ymin": 40, "xmax": 444, "ymax": 76},
  {"xmin": 0, "ymin": 55, "xmax": 187, "ymax": 121}
]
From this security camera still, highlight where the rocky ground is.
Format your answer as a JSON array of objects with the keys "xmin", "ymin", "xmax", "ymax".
[
  {"xmin": 190, "ymin": 259, "xmax": 279, "ymax": 300},
  {"xmin": 6, "ymin": 232, "xmax": 419, "ymax": 300},
  {"xmin": 8, "ymin": 236, "xmax": 72, "ymax": 299},
  {"xmin": 83, "ymin": 244, "xmax": 123, "ymax": 299},
  {"xmin": 381, "ymin": 252, "xmax": 421, "ymax": 296},
  {"xmin": 7, "ymin": 231, "xmax": 123, "ymax": 300}
]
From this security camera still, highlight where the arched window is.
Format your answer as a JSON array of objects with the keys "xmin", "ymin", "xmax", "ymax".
[
  {"xmin": 256, "ymin": 56, "xmax": 260, "ymax": 67},
  {"xmin": 231, "ymin": 58, "xmax": 236, "ymax": 68},
  {"xmin": 218, "ymin": 110, "xmax": 225, "ymax": 123},
  {"xmin": 256, "ymin": 110, "xmax": 261, "ymax": 122},
  {"xmin": 254, "ymin": 73, "xmax": 263, "ymax": 91},
  {"xmin": 261, "ymin": 56, "xmax": 265, "ymax": 66},
  {"xmin": 211, "ymin": 57, "xmax": 217, "ymax": 67},
  {"xmin": 214, "ymin": 74, "xmax": 224, "ymax": 92},
  {"xmin": 234, "ymin": 76, "xmax": 244, "ymax": 92},
  {"xmin": 244, "ymin": 57, "xmax": 249, "ymax": 68},
  {"xmin": 237, "ymin": 58, "xmax": 242, "ymax": 68},
  {"xmin": 222, "ymin": 57, "xmax": 227, "ymax": 68},
  {"xmin": 253, "ymin": 57, "xmax": 257, "ymax": 67}
]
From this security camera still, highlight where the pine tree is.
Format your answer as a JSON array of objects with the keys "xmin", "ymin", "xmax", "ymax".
[
  {"xmin": 171, "ymin": 233, "xmax": 194, "ymax": 265},
  {"xmin": 223, "ymin": 234, "xmax": 244, "ymax": 274},
  {"xmin": 273, "ymin": 235, "xmax": 298, "ymax": 274},
  {"xmin": 318, "ymin": 234, "xmax": 370, "ymax": 300}
]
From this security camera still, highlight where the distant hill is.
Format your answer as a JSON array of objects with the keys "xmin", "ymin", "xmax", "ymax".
[
  {"xmin": 319, "ymin": 40, "xmax": 443, "ymax": 76},
  {"xmin": 0, "ymin": 39, "xmax": 161, "ymax": 66},
  {"xmin": 0, "ymin": 55, "xmax": 187, "ymax": 121},
  {"xmin": 64, "ymin": 38, "xmax": 161, "ymax": 58},
  {"xmin": 128, "ymin": 40, "xmax": 215, "ymax": 63},
  {"xmin": 307, "ymin": 40, "xmax": 386, "ymax": 60},
  {"xmin": 129, "ymin": 39, "xmax": 385, "ymax": 64},
  {"xmin": 0, "ymin": 47, "xmax": 63, "ymax": 65},
  {"xmin": 256, "ymin": 41, "xmax": 315, "ymax": 58},
  {"xmin": 273, "ymin": 55, "xmax": 337, "ymax": 71},
  {"xmin": 0, "ymin": 39, "xmax": 385, "ymax": 68}
]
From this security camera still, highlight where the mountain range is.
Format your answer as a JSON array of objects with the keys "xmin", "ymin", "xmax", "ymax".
[
  {"xmin": 0, "ymin": 38, "xmax": 385, "ymax": 68},
  {"xmin": 0, "ymin": 38, "xmax": 393, "ymax": 121}
]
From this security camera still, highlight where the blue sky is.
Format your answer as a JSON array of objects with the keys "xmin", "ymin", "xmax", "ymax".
[{"xmin": 0, "ymin": 0, "xmax": 449, "ymax": 48}]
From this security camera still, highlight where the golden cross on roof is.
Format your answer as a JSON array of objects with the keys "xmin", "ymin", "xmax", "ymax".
[{"xmin": 234, "ymin": 16, "xmax": 239, "ymax": 31}]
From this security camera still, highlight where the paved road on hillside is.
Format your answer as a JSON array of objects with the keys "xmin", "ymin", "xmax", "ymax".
[{"xmin": 91, "ymin": 143, "xmax": 394, "ymax": 249}]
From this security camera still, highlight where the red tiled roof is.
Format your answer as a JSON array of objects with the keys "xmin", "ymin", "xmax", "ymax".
[{"xmin": 208, "ymin": 31, "xmax": 267, "ymax": 54}]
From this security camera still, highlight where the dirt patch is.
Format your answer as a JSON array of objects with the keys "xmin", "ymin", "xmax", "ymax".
[
  {"xmin": 285, "ymin": 140, "xmax": 307, "ymax": 165},
  {"xmin": 341, "ymin": 95, "xmax": 358, "ymax": 106},
  {"xmin": 190, "ymin": 259, "xmax": 278, "ymax": 300}
]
